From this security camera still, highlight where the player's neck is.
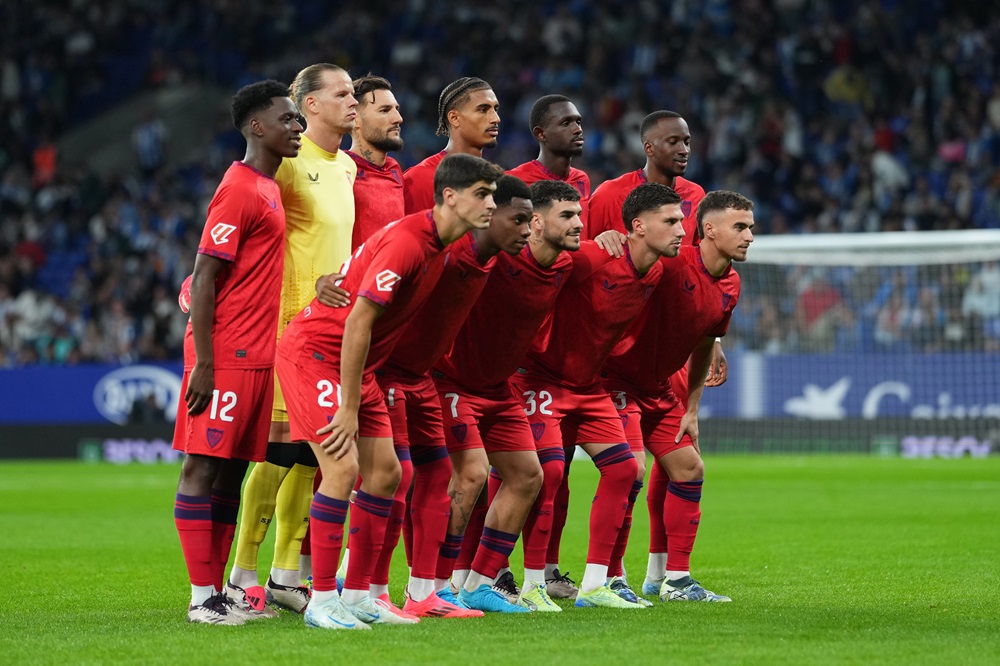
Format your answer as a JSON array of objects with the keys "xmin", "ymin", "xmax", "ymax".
[
  {"xmin": 304, "ymin": 126, "xmax": 345, "ymax": 156},
  {"xmin": 699, "ymin": 241, "xmax": 732, "ymax": 277},
  {"xmin": 537, "ymin": 150, "xmax": 571, "ymax": 179},
  {"xmin": 471, "ymin": 229, "xmax": 501, "ymax": 263},
  {"xmin": 642, "ymin": 163, "xmax": 676, "ymax": 189},
  {"xmin": 241, "ymin": 146, "xmax": 282, "ymax": 178},
  {"xmin": 626, "ymin": 237, "xmax": 658, "ymax": 275},
  {"xmin": 444, "ymin": 137, "xmax": 484, "ymax": 157},
  {"xmin": 528, "ymin": 233, "xmax": 561, "ymax": 267},
  {"xmin": 432, "ymin": 206, "xmax": 474, "ymax": 246},
  {"xmin": 349, "ymin": 137, "xmax": 387, "ymax": 166}
]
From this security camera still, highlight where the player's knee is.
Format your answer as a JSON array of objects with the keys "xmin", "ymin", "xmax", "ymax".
[
  {"xmin": 672, "ymin": 457, "xmax": 704, "ymax": 482},
  {"xmin": 603, "ymin": 453, "xmax": 638, "ymax": 485},
  {"xmin": 516, "ymin": 461, "xmax": 544, "ymax": 498},
  {"xmin": 265, "ymin": 441, "xmax": 300, "ymax": 468},
  {"xmin": 456, "ymin": 459, "xmax": 489, "ymax": 492},
  {"xmin": 179, "ymin": 454, "xmax": 221, "ymax": 492}
]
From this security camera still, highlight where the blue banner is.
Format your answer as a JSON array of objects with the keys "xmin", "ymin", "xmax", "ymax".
[{"xmin": 1, "ymin": 354, "xmax": 998, "ymax": 424}]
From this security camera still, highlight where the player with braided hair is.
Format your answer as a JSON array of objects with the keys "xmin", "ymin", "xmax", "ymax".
[{"xmin": 403, "ymin": 77, "xmax": 500, "ymax": 214}]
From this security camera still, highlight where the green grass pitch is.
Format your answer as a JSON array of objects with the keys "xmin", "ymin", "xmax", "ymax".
[{"xmin": 3, "ymin": 455, "xmax": 998, "ymax": 665}]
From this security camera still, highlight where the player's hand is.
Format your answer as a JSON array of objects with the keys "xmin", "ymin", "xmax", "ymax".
[
  {"xmin": 705, "ymin": 341, "xmax": 728, "ymax": 387},
  {"xmin": 185, "ymin": 362, "xmax": 214, "ymax": 415},
  {"xmin": 676, "ymin": 411, "xmax": 700, "ymax": 454},
  {"xmin": 594, "ymin": 230, "xmax": 627, "ymax": 258},
  {"xmin": 316, "ymin": 273, "xmax": 351, "ymax": 308},
  {"xmin": 315, "ymin": 408, "xmax": 358, "ymax": 459}
]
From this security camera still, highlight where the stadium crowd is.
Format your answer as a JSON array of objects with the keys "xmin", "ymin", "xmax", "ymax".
[{"xmin": 2, "ymin": 0, "xmax": 1000, "ymax": 366}]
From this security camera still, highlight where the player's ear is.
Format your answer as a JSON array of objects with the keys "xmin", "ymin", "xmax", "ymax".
[
  {"xmin": 530, "ymin": 212, "xmax": 543, "ymax": 233},
  {"xmin": 248, "ymin": 117, "xmax": 263, "ymax": 137},
  {"xmin": 532, "ymin": 125, "xmax": 545, "ymax": 142},
  {"xmin": 643, "ymin": 140, "xmax": 654, "ymax": 157},
  {"xmin": 447, "ymin": 108, "xmax": 461, "ymax": 131}
]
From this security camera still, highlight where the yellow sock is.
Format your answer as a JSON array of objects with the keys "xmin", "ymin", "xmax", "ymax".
[
  {"xmin": 233, "ymin": 461, "xmax": 291, "ymax": 571},
  {"xmin": 272, "ymin": 463, "xmax": 318, "ymax": 571}
]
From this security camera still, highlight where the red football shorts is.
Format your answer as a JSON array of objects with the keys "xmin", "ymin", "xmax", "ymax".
[
  {"xmin": 509, "ymin": 374, "xmax": 625, "ymax": 449},
  {"xmin": 172, "ymin": 367, "xmax": 273, "ymax": 461},
  {"xmin": 433, "ymin": 378, "xmax": 535, "ymax": 453},
  {"xmin": 376, "ymin": 370, "xmax": 446, "ymax": 449},
  {"xmin": 275, "ymin": 347, "xmax": 393, "ymax": 444},
  {"xmin": 605, "ymin": 382, "xmax": 694, "ymax": 459}
]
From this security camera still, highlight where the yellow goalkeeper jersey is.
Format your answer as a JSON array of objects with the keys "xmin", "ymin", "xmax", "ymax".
[{"xmin": 275, "ymin": 134, "xmax": 356, "ymax": 336}]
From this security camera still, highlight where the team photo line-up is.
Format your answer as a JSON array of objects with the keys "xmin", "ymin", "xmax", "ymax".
[{"xmin": 172, "ymin": 63, "xmax": 755, "ymax": 629}]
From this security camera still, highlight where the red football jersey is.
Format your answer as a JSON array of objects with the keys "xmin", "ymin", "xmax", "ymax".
[
  {"xmin": 385, "ymin": 232, "xmax": 496, "ymax": 378},
  {"xmin": 278, "ymin": 211, "xmax": 447, "ymax": 374},
  {"xmin": 403, "ymin": 150, "xmax": 447, "ymax": 215},
  {"xmin": 523, "ymin": 241, "xmax": 662, "ymax": 389},
  {"xmin": 507, "ymin": 160, "xmax": 591, "ymax": 231},
  {"xmin": 183, "ymin": 161, "xmax": 285, "ymax": 370},
  {"xmin": 587, "ymin": 170, "xmax": 704, "ymax": 245},
  {"xmin": 347, "ymin": 151, "xmax": 405, "ymax": 249},
  {"xmin": 435, "ymin": 245, "xmax": 573, "ymax": 392},
  {"xmin": 605, "ymin": 245, "xmax": 741, "ymax": 394}
]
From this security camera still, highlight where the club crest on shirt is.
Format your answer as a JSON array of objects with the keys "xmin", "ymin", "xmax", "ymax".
[
  {"xmin": 307, "ymin": 172, "xmax": 319, "ymax": 182},
  {"xmin": 602, "ymin": 279, "xmax": 618, "ymax": 291},
  {"xmin": 376, "ymin": 269, "xmax": 402, "ymax": 292},
  {"xmin": 507, "ymin": 266, "xmax": 523, "ymax": 279},
  {"xmin": 683, "ymin": 278, "xmax": 696, "ymax": 293},
  {"xmin": 681, "ymin": 200, "xmax": 692, "ymax": 217},
  {"xmin": 206, "ymin": 428, "xmax": 224, "ymax": 448},
  {"xmin": 530, "ymin": 422, "xmax": 546, "ymax": 441},
  {"xmin": 450, "ymin": 424, "xmax": 468, "ymax": 444}
]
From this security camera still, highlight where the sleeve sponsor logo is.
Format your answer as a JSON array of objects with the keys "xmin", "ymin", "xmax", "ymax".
[
  {"xmin": 376, "ymin": 269, "xmax": 402, "ymax": 292},
  {"xmin": 210, "ymin": 222, "xmax": 237, "ymax": 245}
]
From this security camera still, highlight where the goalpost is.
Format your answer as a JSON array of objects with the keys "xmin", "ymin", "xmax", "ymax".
[{"xmin": 699, "ymin": 230, "xmax": 1000, "ymax": 457}]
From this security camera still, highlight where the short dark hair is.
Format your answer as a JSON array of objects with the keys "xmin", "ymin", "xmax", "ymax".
[
  {"xmin": 433, "ymin": 154, "xmax": 505, "ymax": 204},
  {"xmin": 494, "ymin": 175, "xmax": 532, "ymax": 208},
  {"xmin": 353, "ymin": 74, "xmax": 392, "ymax": 107},
  {"xmin": 639, "ymin": 110, "xmax": 683, "ymax": 142},
  {"xmin": 437, "ymin": 77, "xmax": 492, "ymax": 136},
  {"xmin": 529, "ymin": 94, "xmax": 572, "ymax": 132},
  {"xmin": 696, "ymin": 190, "xmax": 755, "ymax": 238},
  {"xmin": 621, "ymin": 183, "xmax": 682, "ymax": 232},
  {"xmin": 231, "ymin": 80, "xmax": 290, "ymax": 131},
  {"xmin": 529, "ymin": 180, "xmax": 581, "ymax": 212},
  {"xmin": 290, "ymin": 63, "xmax": 347, "ymax": 111}
]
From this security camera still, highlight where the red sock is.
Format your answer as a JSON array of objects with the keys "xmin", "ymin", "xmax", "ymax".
[
  {"xmin": 455, "ymin": 503, "xmax": 487, "ymax": 572},
  {"xmin": 343, "ymin": 490, "xmax": 393, "ymax": 592},
  {"xmin": 664, "ymin": 480, "xmax": 702, "ymax": 572},
  {"xmin": 210, "ymin": 489, "xmax": 241, "ymax": 590},
  {"xmin": 546, "ymin": 462, "xmax": 571, "ymax": 566},
  {"xmin": 301, "ymin": 468, "xmax": 324, "ymax": 560},
  {"xmin": 608, "ymin": 480, "xmax": 643, "ymax": 577},
  {"xmin": 647, "ymin": 463, "xmax": 669, "ymax": 555},
  {"xmin": 486, "ymin": 466, "xmax": 502, "ymax": 505},
  {"xmin": 435, "ymin": 533, "xmax": 464, "ymax": 581},
  {"xmin": 522, "ymin": 447, "xmax": 565, "ymax": 570},
  {"xmin": 587, "ymin": 444, "xmax": 637, "ymax": 566},
  {"xmin": 371, "ymin": 449, "xmax": 412, "ymax": 586},
  {"xmin": 174, "ymin": 494, "xmax": 214, "ymax": 587},
  {"xmin": 471, "ymin": 527, "xmax": 519, "ymax": 580},
  {"xmin": 308, "ymin": 492, "xmax": 349, "ymax": 592},
  {"xmin": 408, "ymin": 447, "xmax": 451, "ymax": 580}
]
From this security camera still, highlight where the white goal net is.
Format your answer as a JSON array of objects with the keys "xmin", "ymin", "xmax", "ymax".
[{"xmin": 700, "ymin": 230, "xmax": 1000, "ymax": 457}]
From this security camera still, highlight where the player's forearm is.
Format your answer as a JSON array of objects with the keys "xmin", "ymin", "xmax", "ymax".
[
  {"xmin": 189, "ymin": 270, "xmax": 217, "ymax": 366},
  {"xmin": 685, "ymin": 338, "xmax": 715, "ymax": 414},
  {"xmin": 338, "ymin": 316, "xmax": 372, "ymax": 410}
]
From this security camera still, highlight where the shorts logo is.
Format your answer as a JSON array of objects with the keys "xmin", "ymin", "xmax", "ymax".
[
  {"xmin": 681, "ymin": 200, "xmax": 692, "ymax": 217},
  {"xmin": 530, "ymin": 422, "xmax": 546, "ymax": 441},
  {"xmin": 620, "ymin": 414, "xmax": 629, "ymax": 428},
  {"xmin": 326, "ymin": 415, "xmax": 334, "ymax": 423},
  {"xmin": 450, "ymin": 424, "xmax": 468, "ymax": 444},
  {"xmin": 206, "ymin": 428, "xmax": 224, "ymax": 448},
  {"xmin": 267, "ymin": 199, "xmax": 277, "ymax": 209},
  {"xmin": 210, "ymin": 223, "xmax": 237, "ymax": 245},
  {"xmin": 376, "ymin": 269, "xmax": 401, "ymax": 292}
]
